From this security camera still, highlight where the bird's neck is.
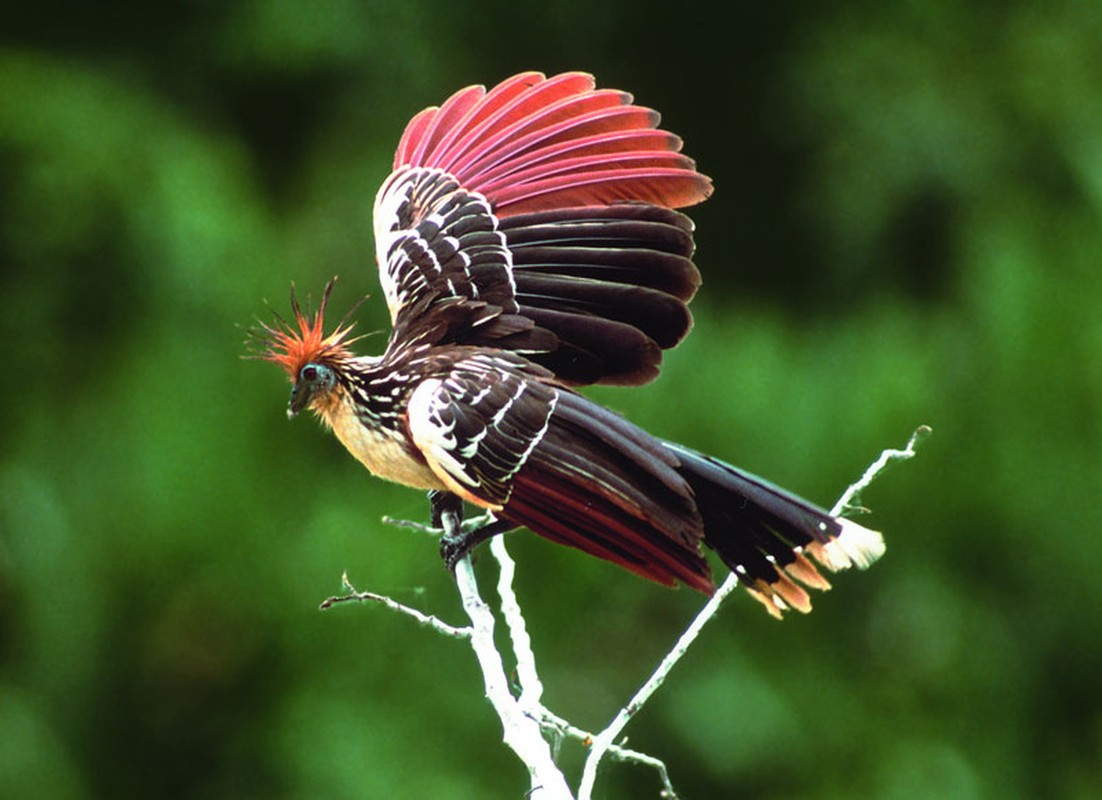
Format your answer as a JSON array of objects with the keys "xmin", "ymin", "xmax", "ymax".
[{"xmin": 313, "ymin": 361, "xmax": 445, "ymax": 492}]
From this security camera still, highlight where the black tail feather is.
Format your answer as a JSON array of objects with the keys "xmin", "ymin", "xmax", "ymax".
[
  {"xmin": 664, "ymin": 442, "xmax": 885, "ymax": 617},
  {"xmin": 471, "ymin": 384, "xmax": 885, "ymax": 617},
  {"xmin": 501, "ymin": 391, "xmax": 712, "ymax": 592}
]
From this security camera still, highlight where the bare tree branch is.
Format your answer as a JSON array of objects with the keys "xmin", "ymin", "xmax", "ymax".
[
  {"xmin": 319, "ymin": 571, "xmax": 471, "ymax": 639},
  {"xmin": 830, "ymin": 424, "xmax": 931, "ymax": 517},
  {"xmin": 490, "ymin": 536, "xmax": 546, "ymax": 709},
  {"xmin": 577, "ymin": 425, "xmax": 930, "ymax": 798},
  {"xmin": 452, "ymin": 553, "xmax": 575, "ymax": 799},
  {"xmin": 326, "ymin": 426, "xmax": 929, "ymax": 799}
]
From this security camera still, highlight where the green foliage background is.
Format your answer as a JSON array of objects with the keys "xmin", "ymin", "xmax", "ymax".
[{"xmin": 2, "ymin": 2, "xmax": 1100, "ymax": 798}]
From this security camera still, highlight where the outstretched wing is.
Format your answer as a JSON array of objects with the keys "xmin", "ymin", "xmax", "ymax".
[
  {"xmin": 372, "ymin": 72, "xmax": 713, "ymax": 386},
  {"xmin": 373, "ymin": 168, "xmax": 517, "ymax": 327},
  {"xmin": 393, "ymin": 71, "xmax": 711, "ymax": 216}
]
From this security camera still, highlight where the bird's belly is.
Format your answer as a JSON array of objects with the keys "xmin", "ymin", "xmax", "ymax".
[{"xmin": 329, "ymin": 411, "xmax": 444, "ymax": 491}]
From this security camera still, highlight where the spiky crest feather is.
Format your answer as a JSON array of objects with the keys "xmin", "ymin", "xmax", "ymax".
[{"xmin": 253, "ymin": 278, "xmax": 361, "ymax": 380}]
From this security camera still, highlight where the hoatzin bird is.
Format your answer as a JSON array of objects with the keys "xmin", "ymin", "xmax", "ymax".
[{"xmin": 255, "ymin": 71, "xmax": 884, "ymax": 618}]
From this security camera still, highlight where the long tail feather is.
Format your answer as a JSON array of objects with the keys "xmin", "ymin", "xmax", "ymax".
[
  {"xmin": 483, "ymin": 389, "xmax": 886, "ymax": 617},
  {"xmin": 664, "ymin": 442, "xmax": 886, "ymax": 618}
]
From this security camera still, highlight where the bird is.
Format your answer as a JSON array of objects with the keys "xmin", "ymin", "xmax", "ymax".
[{"xmin": 253, "ymin": 71, "xmax": 885, "ymax": 618}]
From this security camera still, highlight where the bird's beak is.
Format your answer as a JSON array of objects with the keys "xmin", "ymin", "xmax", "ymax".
[{"xmin": 287, "ymin": 382, "xmax": 311, "ymax": 419}]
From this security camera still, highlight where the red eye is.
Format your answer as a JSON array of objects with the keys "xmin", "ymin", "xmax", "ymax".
[{"xmin": 301, "ymin": 365, "xmax": 317, "ymax": 382}]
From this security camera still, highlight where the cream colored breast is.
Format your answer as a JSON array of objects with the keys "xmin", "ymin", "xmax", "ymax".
[{"xmin": 321, "ymin": 395, "xmax": 445, "ymax": 492}]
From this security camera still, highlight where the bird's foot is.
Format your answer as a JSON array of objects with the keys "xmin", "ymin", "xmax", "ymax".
[
  {"xmin": 427, "ymin": 492, "xmax": 519, "ymax": 571},
  {"xmin": 381, "ymin": 492, "xmax": 519, "ymax": 572},
  {"xmin": 439, "ymin": 517, "xmax": 519, "ymax": 571}
]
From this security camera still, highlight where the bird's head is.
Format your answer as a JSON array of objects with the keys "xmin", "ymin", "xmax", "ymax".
[{"xmin": 250, "ymin": 278, "xmax": 361, "ymax": 419}]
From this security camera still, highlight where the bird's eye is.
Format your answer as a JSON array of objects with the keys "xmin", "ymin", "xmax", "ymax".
[{"xmin": 301, "ymin": 365, "xmax": 318, "ymax": 382}]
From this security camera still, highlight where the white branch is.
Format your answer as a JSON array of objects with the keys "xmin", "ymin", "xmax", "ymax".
[
  {"xmin": 319, "ymin": 571, "xmax": 470, "ymax": 639},
  {"xmin": 328, "ymin": 426, "xmax": 928, "ymax": 799},
  {"xmin": 491, "ymin": 535, "xmax": 545, "ymax": 709},
  {"xmin": 492, "ymin": 533, "xmax": 680, "ymax": 797},
  {"xmin": 452, "ymin": 551, "xmax": 575, "ymax": 800},
  {"xmin": 576, "ymin": 575, "xmax": 741, "ymax": 799},
  {"xmin": 829, "ymin": 424, "xmax": 930, "ymax": 517},
  {"xmin": 576, "ymin": 425, "xmax": 931, "ymax": 798}
]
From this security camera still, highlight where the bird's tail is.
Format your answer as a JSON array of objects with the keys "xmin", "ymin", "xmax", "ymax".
[
  {"xmin": 498, "ymin": 389, "xmax": 884, "ymax": 616},
  {"xmin": 664, "ymin": 442, "xmax": 885, "ymax": 618}
]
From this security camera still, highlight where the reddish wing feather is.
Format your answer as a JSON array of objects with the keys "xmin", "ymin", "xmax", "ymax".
[
  {"xmin": 409, "ymin": 84, "xmax": 487, "ymax": 168},
  {"xmin": 439, "ymin": 72, "xmax": 598, "ymax": 173},
  {"xmin": 470, "ymin": 129, "xmax": 682, "ymax": 189},
  {"xmin": 375, "ymin": 73, "xmax": 711, "ymax": 386},
  {"xmin": 395, "ymin": 71, "xmax": 545, "ymax": 171},
  {"xmin": 391, "ymin": 72, "xmax": 711, "ymax": 216},
  {"xmin": 423, "ymin": 73, "xmax": 547, "ymax": 168},
  {"xmin": 477, "ymin": 151, "xmax": 696, "ymax": 199},
  {"xmin": 492, "ymin": 168, "xmax": 710, "ymax": 216},
  {"xmin": 448, "ymin": 90, "xmax": 630, "ymax": 180},
  {"xmin": 460, "ymin": 106, "xmax": 662, "ymax": 187},
  {"xmin": 394, "ymin": 107, "xmax": 438, "ymax": 169}
]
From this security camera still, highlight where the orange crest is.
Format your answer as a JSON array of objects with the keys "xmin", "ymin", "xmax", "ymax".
[{"xmin": 250, "ymin": 278, "xmax": 360, "ymax": 380}]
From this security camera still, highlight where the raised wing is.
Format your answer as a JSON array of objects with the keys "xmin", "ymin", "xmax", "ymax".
[
  {"xmin": 393, "ymin": 71, "xmax": 711, "ymax": 215},
  {"xmin": 373, "ymin": 168, "xmax": 517, "ymax": 326},
  {"xmin": 372, "ymin": 72, "xmax": 713, "ymax": 386}
]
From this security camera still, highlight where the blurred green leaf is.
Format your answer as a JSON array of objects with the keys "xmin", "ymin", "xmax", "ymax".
[{"xmin": 2, "ymin": 2, "xmax": 1100, "ymax": 798}]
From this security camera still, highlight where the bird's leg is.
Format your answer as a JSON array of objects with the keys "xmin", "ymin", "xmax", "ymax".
[
  {"xmin": 428, "ymin": 489, "xmax": 463, "ymax": 530},
  {"xmin": 440, "ymin": 517, "xmax": 519, "ymax": 571},
  {"xmin": 429, "ymin": 491, "xmax": 519, "ymax": 571}
]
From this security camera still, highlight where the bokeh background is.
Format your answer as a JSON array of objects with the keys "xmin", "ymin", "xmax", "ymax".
[{"xmin": 2, "ymin": 2, "xmax": 1100, "ymax": 798}]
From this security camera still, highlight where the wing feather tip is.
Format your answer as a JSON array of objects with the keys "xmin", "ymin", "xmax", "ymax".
[{"xmin": 391, "ymin": 71, "xmax": 711, "ymax": 213}]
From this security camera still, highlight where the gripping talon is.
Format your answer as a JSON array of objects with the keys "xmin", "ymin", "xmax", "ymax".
[{"xmin": 439, "ymin": 517, "xmax": 521, "ymax": 571}]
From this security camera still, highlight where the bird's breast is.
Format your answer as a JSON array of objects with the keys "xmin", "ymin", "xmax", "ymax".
[{"xmin": 322, "ymin": 396, "xmax": 445, "ymax": 492}]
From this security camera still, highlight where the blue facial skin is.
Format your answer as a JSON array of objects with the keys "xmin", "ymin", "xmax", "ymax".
[{"xmin": 288, "ymin": 362, "xmax": 336, "ymax": 418}]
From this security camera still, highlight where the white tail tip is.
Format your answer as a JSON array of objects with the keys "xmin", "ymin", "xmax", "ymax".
[{"xmin": 813, "ymin": 519, "xmax": 886, "ymax": 571}]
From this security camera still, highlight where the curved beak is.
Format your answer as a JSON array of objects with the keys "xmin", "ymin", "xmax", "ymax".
[{"xmin": 287, "ymin": 382, "xmax": 311, "ymax": 419}]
